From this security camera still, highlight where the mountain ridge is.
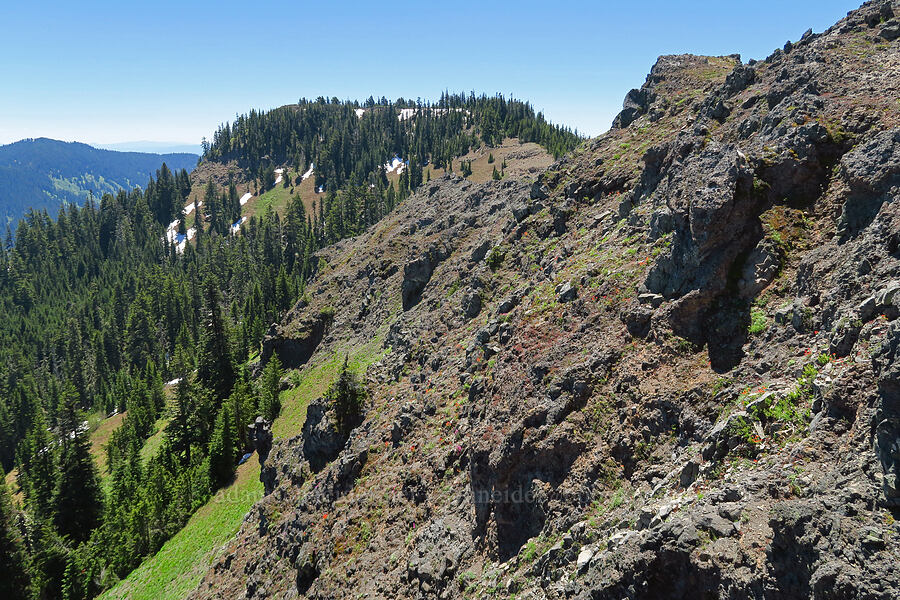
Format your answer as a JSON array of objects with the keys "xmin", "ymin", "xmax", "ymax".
[
  {"xmin": 185, "ymin": 2, "xmax": 900, "ymax": 598},
  {"xmin": 0, "ymin": 137, "xmax": 197, "ymax": 226}
]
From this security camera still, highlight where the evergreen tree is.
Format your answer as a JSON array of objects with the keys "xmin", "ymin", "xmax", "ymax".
[
  {"xmin": 167, "ymin": 378, "xmax": 199, "ymax": 465},
  {"xmin": 124, "ymin": 293, "xmax": 157, "ymax": 371},
  {"xmin": 208, "ymin": 404, "xmax": 236, "ymax": 487},
  {"xmin": 259, "ymin": 355, "xmax": 282, "ymax": 422},
  {"xmin": 27, "ymin": 520, "xmax": 68, "ymax": 600},
  {"xmin": 16, "ymin": 412, "xmax": 56, "ymax": 521},
  {"xmin": 53, "ymin": 393, "xmax": 103, "ymax": 543},
  {"xmin": 196, "ymin": 281, "xmax": 235, "ymax": 400},
  {"xmin": 325, "ymin": 356, "xmax": 365, "ymax": 436}
]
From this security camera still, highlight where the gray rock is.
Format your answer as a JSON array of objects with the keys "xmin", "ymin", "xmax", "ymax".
[
  {"xmin": 302, "ymin": 399, "xmax": 346, "ymax": 472},
  {"xmin": 497, "ymin": 295, "xmax": 518, "ymax": 315},
  {"xmin": 837, "ymin": 128, "xmax": 900, "ymax": 237},
  {"xmin": 470, "ymin": 239, "xmax": 492, "ymax": 263},
  {"xmin": 702, "ymin": 411, "xmax": 749, "ymax": 460},
  {"xmin": 877, "ymin": 282, "xmax": 900, "ymax": 308},
  {"xmin": 717, "ymin": 502, "xmax": 744, "ymax": 522},
  {"xmin": 738, "ymin": 241, "xmax": 781, "ymax": 298},
  {"xmin": 638, "ymin": 293, "xmax": 664, "ymax": 308},
  {"xmin": 679, "ymin": 457, "xmax": 701, "ymax": 488},
  {"xmin": 696, "ymin": 511, "xmax": 737, "ymax": 538},
  {"xmin": 576, "ymin": 548, "xmax": 593, "ymax": 574},
  {"xmin": 556, "ymin": 281, "xmax": 577, "ymax": 303},
  {"xmin": 461, "ymin": 289, "xmax": 482, "ymax": 319},
  {"xmin": 881, "ymin": 23, "xmax": 900, "ymax": 40},
  {"xmin": 858, "ymin": 296, "xmax": 877, "ymax": 322},
  {"xmin": 530, "ymin": 181, "xmax": 550, "ymax": 200},
  {"xmin": 612, "ymin": 88, "xmax": 649, "ymax": 129},
  {"xmin": 511, "ymin": 204, "xmax": 530, "ymax": 223},
  {"xmin": 775, "ymin": 305, "xmax": 793, "ymax": 325}
]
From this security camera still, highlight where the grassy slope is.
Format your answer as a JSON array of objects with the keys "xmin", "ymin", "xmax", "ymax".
[
  {"xmin": 99, "ymin": 336, "xmax": 389, "ymax": 600},
  {"xmin": 139, "ymin": 417, "xmax": 169, "ymax": 465},
  {"xmin": 89, "ymin": 411, "xmax": 127, "ymax": 479},
  {"xmin": 97, "ymin": 460, "xmax": 263, "ymax": 600}
]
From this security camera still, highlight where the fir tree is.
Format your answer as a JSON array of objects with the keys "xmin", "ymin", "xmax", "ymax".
[
  {"xmin": 208, "ymin": 404, "xmax": 236, "ymax": 488},
  {"xmin": 325, "ymin": 356, "xmax": 365, "ymax": 436},
  {"xmin": 196, "ymin": 281, "xmax": 235, "ymax": 400},
  {"xmin": 53, "ymin": 393, "xmax": 103, "ymax": 543},
  {"xmin": 259, "ymin": 355, "xmax": 282, "ymax": 422}
]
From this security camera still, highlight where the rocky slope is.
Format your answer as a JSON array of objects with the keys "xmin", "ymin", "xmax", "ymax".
[{"xmin": 190, "ymin": 2, "xmax": 900, "ymax": 598}]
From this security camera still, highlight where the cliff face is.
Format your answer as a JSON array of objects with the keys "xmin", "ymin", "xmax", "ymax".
[{"xmin": 191, "ymin": 2, "xmax": 900, "ymax": 598}]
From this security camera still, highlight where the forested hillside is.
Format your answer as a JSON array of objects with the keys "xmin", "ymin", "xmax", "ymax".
[
  {"xmin": 0, "ymin": 92, "xmax": 581, "ymax": 600},
  {"xmin": 202, "ymin": 93, "xmax": 579, "ymax": 195},
  {"xmin": 0, "ymin": 138, "xmax": 197, "ymax": 227},
  {"xmin": 0, "ymin": 158, "xmax": 315, "ymax": 597}
]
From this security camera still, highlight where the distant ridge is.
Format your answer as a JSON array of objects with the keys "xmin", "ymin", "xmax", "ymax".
[{"xmin": 0, "ymin": 137, "xmax": 198, "ymax": 226}]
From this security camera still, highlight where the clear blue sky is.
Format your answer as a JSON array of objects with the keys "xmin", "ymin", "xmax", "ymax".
[{"xmin": 0, "ymin": 0, "xmax": 859, "ymax": 146}]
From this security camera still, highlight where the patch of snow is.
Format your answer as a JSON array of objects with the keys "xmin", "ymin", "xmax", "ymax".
[
  {"xmin": 166, "ymin": 221, "xmax": 183, "ymax": 244},
  {"xmin": 384, "ymin": 156, "xmax": 404, "ymax": 173},
  {"xmin": 230, "ymin": 217, "xmax": 248, "ymax": 235},
  {"xmin": 274, "ymin": 168, "xmax": 284, "ymax": 174},
  {"xmin": 355, "ymin": 108, "xmax": 366, "ymax": 118},
  {"xmin": 398, "ymin": 107, "xmax": 469, "ymax": 121},
  {"xmin": 274, "ymin": 174, "xmax": 283, "ymax": 185},
  {"xmin": 175, "ymin": 227, "xmax": 196, "ymax": 254},
  {"xmin": 301, "ymin": 163, "xmax": 314, "ymax": 180},
  {"xmin": 239, "ymin": 192, "xmax": 253, "ymax": 206},
  {"xmin": 166, "ymin": 377, "xmax": 182, "ymax": 386}
]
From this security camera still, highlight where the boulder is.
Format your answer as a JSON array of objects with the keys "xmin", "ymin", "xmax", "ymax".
[
  {"xmin": 737, "ymin": 240, "xmax": 781, "ymax": 298},
  {"xmin": 881, "ymin": 22, "xmax": 900, "ymax": 40},
  {"xmin": 638, "ymin": 293, "xmax": 664, "ymax": 308},
  {"xmin": 679, "ymin": 457, "xmax": 701, "ymax": 488},
  {"xmin": 461, "ymin": 289, "xmax": 482, "ymax": 319},
  {"xmin": 402, "ymin": 246, "xmax": 447, "ymax": 310},
  {"xmin": 556, "ymin": 281, "xmax": 577, "ymax": 303},
  {"xmin": 576, "ymin": 548, "xmax": 594, "ymax": 574},
  {"xmin": 612, "ymin": 88, "xmax": 649, "ymax": 129}
]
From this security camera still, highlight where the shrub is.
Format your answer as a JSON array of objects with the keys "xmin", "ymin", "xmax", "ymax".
[
  {"xmin": 485, "ymin": 246, "xmax": 506, "ymax": 270},
  {"xmin": 749, "ymin": 309, "xmax": 768, "ymax": 335}
]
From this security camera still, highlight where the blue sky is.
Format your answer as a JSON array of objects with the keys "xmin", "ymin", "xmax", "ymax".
[{"xmin": 0, "ymin": 0, "xmax": 859, "ymax": 148}]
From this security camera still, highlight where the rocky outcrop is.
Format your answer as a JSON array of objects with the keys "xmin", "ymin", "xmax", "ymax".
[
  {"xmin": 260, "ymin": 308, "xmax": 333, "ymax": 369},
  {"xmin": 402, "ymin": 247, "xmax": 448, "ymax": 311},
  {"xmin": 301, "ymin": 399, "xmax": 345, "ymax": 473},
  {"xmin": 190, "ymin": 4, "xmax": 900, "ymax": 600},
  {"xmin": 837, "ymin": 128, "xmax": 900, "ymax": 238}
]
